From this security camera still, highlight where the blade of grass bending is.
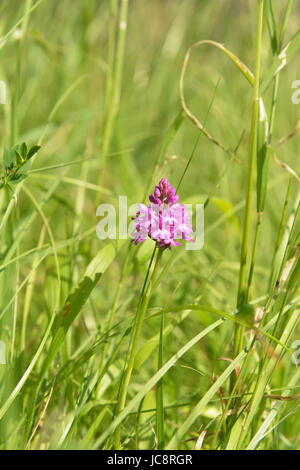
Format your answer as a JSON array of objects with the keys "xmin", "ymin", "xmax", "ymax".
[
  {"xmin": 114, "ymin": 247, "xmax": 162, "ymax": 449},
  {"xmin": 248, "ymin": 81, "xmax": 276, "ymax": 292},
  {"xmin": 38, "ymin": 75, "xmax": 87, "ymax": 146},
  {"xmin": 248, "ymin": 2, "xmax": 283, "ymax": 294},
  {"xmin": 144, "ymin": 109, "xmax": 185, "ymax": 201},
  {"xmin": 260, "ymin": 27, "xmax": 300, "ymax": 94},
  {"xmin": 0, "ymin": 226, "xmax": 95, "ymax": 273},
  {"xmin": 248, "ymin": 367, "xmax": 300, "ymax": 449},
  {"xmin": 2, "ymin": 177, "xmax": 63, "ymax": 261},
  {"xmin": 27, "ymin": 150, "xmax": 130, "ymax": 174},
  {"xmin": 180, "ymin": 40, "xmax": 254, "ymax": 159},
  {"xmin": 10, "ymin": 248, "xmax": 19, "ymax": 363},
  {"xmin": 236, "ymin": 307, "xmax": 300, "ymax": 449},
  {"xmin": 23, "ymin": 244, "xmax": 115, "ymax": 443},
  {"xmin": 235, "ymin": 259, "xmax": 300, "ymax": 449},
  {"xmin": 0, "ymin": 0, "xmax": 44, "ymax": 50},
  {"xmin": 268, "ymin": 178, "xmax": 295, "ymax": 291},
  {"xmin": 256, "ymin": 98, "xmax": 270, "ymax": 215},
  {"xmin": 265, "ymin": 0, "xmax": 277, "ymax": 54},
  {"xmin": 92, "ymin": 318, "xmax": 224, "ymax": 449},
  {"xmin": 15, "ymin": 185, "xmax": 61, "ymax": 444},
  {"xmin": 60, "ymin": 325, "xmax": 130, "ymax": 448},
  {"xmin": 166, "ymin": 350, "xmax": 247, "ymax": 449},
  {"xmin": 104, "ymin": 0, "xmax": 118, "ymax": 115},
  {"xmin": 279, "ymin": 0, "xmax": 294, "ymax": 47},
  {"xmin": 21, "ymin": 185, "xmax": 61, "ymax": 309},
  {"xmin": 161, "ymin": 304, "xmax": 290, "ymax": 353},
  {"xmin": 41, "ymin": 244, "xmax": 115, "ymax": 379},
  {"xmin": 176, "ymin": 75, "xmax": 222, "ymax": 193},
  {"xmin": 0, "ymin": 186, "xmax": 58, "ymax": 429}
]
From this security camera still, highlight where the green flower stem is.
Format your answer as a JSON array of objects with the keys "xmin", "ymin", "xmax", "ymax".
[
  {"xmin": 114, "ymin": 247, "xmax": 163, "ymax": 449},
  {"xmin": 232, "ymin": 0, "xmax": 264, "ymax": 362},
  {"xmin": 156, "ymin": 308, "xmax": 165, "ymax": 449}
]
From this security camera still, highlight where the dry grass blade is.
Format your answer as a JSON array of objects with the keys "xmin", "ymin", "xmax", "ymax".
[
  {"xmin": 273, "ymin": 153, "xmax": 300, "ymax": 184},
  {"xmin": 194, "ymin": 429, "xmax": 207, "ymax": 450},
  {"xmin": 179, "ymin": 40, "xmax": 253, "ymax": 161},
  {"xmin": 276, "ymin": 118, "xmax": 300, "ymax": 148}
]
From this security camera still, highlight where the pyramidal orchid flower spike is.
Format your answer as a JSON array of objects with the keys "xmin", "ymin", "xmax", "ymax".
[
  {"xmin": 131, "ymin": 178, "xmax": 194, "ymax": 249},
  {"xmin": 115, "ymin": 183, "xmax": 193, "ymax": 448}
]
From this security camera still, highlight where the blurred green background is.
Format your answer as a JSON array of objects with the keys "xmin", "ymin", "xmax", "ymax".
[{"xmin": 0, "ymin": 0, "xmax": 299, "ymax": 449}]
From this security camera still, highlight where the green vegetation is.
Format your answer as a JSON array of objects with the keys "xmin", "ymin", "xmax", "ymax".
[{"xmin": 0, "ymin": 0, "xmax": 299, "ymax": 450}]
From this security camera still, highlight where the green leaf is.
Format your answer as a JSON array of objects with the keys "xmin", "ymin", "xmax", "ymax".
[
  {"xmin": 188, "ymin": 40, "xmax": 254, "ymax": 86},
  {"xmin": 27, "ymin": 144, "xmax": 41, "ymax": 160},
  {"xmin": 20, "ymin": 142, "xmax": 27, "ymax": 158},
  {"xmin": 3, "ymin": 145, "xmax": 14, "ymax": 169}
]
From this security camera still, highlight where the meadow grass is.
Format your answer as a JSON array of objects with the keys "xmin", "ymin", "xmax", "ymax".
[{"xmin": 0, "ymin": 0, "xmax": 299, "ymax": 450}]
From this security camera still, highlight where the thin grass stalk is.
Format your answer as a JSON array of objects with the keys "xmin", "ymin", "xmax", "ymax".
[
  {"xmin": 237, "ymin": 300, "xmax": 299, "ymax": 449},
  {"xmin": 266, "ymin": 193, "xmax": 300, "ymax": 314},
  {"xmin": 248, "ymin": 74, "xmax": 279, "ymax": 292},
  {"xmin": 21, "ymin": 186, "xmax": 62, "ymax": 444},
  {"xmin": 10, "ymin": 251, "xmax": 19, "ymax": 363},
  {"xmin": 114, "ymin": 247, "xmax": 163, "ymax": 449},
  {"xmin": 156, "ymin": 309, "xmax": 164, "ymax": 449},
  {"xmin": 0, "ymin": 197, "xmax": 17, "ymax": 236},
  {"xmin": 279, "ymin": 0, "xmax": 294, "ymax": 47},
  {"xmin": 3, "ymin": 0, "xmax": 33, "ymax": 395},
  {"xmin": 232, "ymin": 0, "xmax": 264, "ymax": 362},
  {"xmin": 99, "ymin": 0, "xmax": 128, "ymax": 189},
  {"xmin": 21, "ymin": 226, "xmax": 46, "ymax": 351}
]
